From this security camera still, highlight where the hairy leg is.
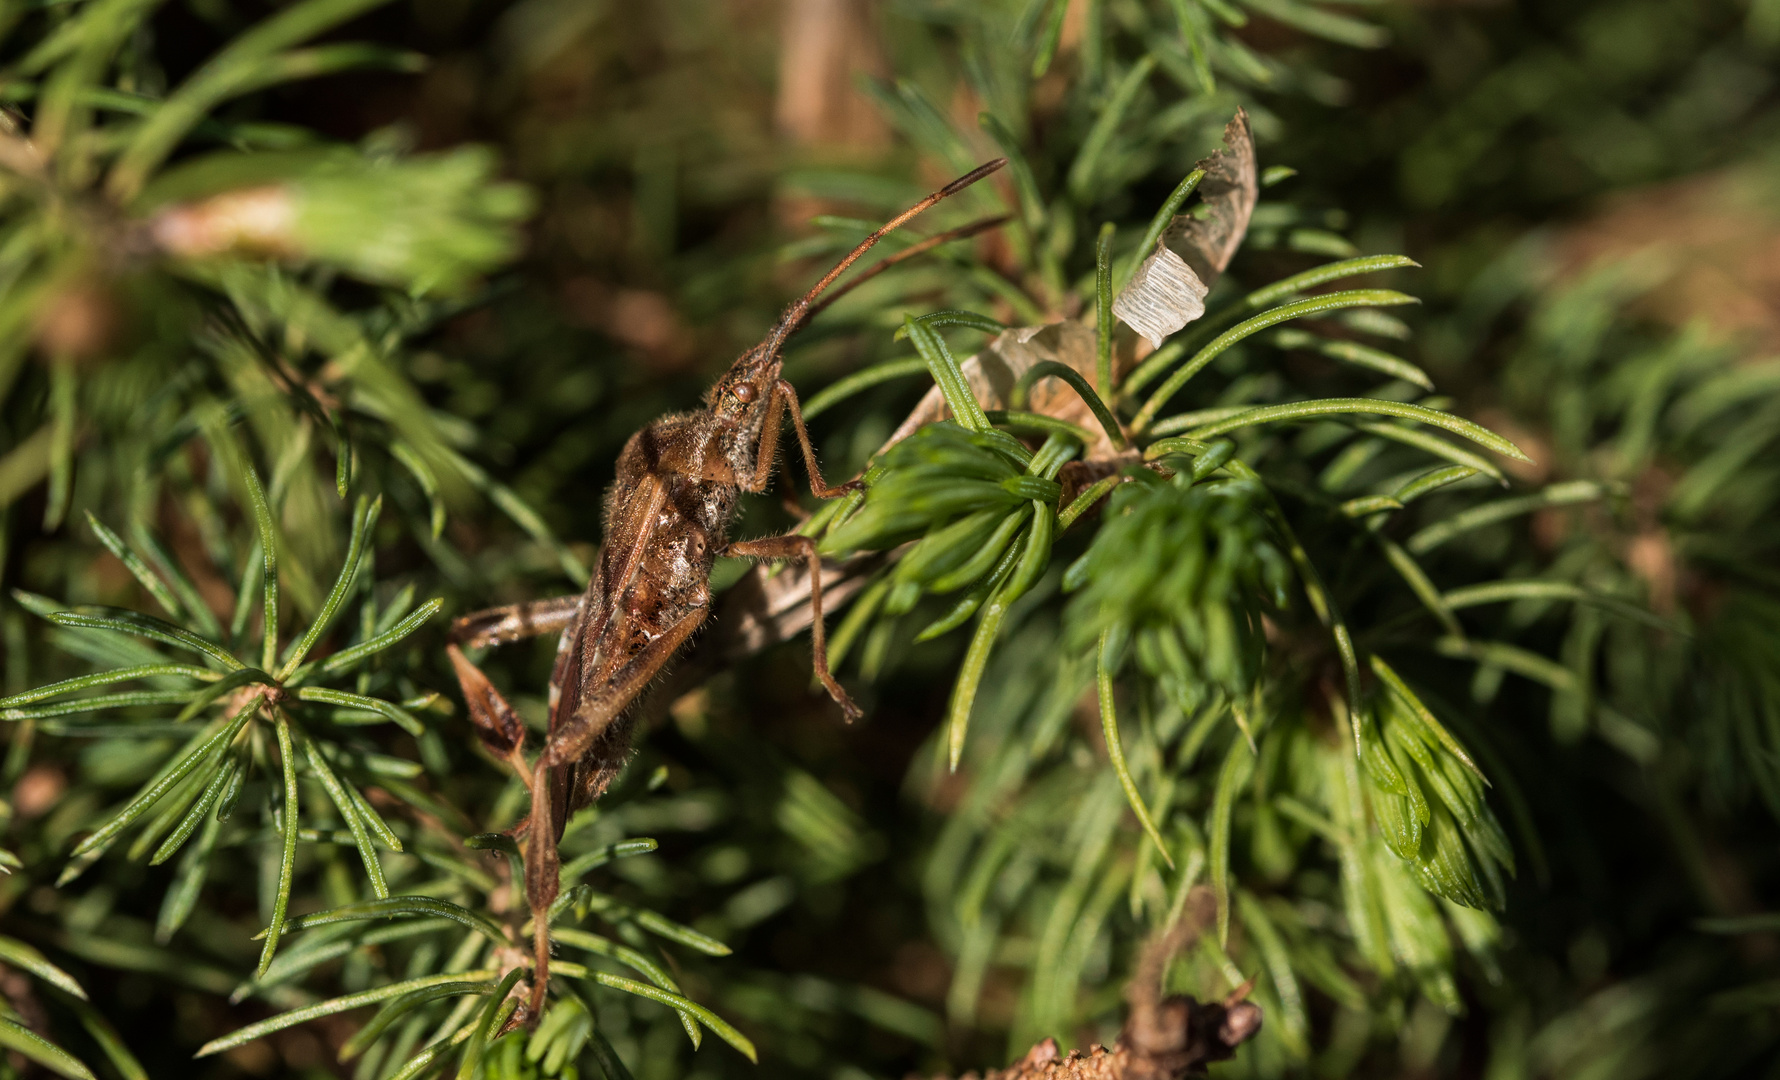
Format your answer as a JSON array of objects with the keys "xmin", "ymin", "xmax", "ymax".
[
  {"xmin": 445, "ymin": 646, "xmax": 532, "ymax": 774},
  {"xmin": 447, "ymin": 596, "xmax": 585, "ymax": 774},
  {"xmin": 778, "ymin": 379, "xmax": 862, "ymax": 499},
  {"xmin": 525, "ymin": 755, "xmax": 557, "ymax": 1015},
  {"xmin": 740, "ymin": 379, "xmax": 862, "ymax": 499},
  {"xmin": 524, "ymin": 605, "xmax": 709, "ymax": 1013},
  {"xmin": 449, "ymin": 596, "xmax": 582, "ymax": 649},
  {"xmin": 543, "ymin": 606, "xmax": 710, "ymax": 769},
  {"xmin": 727, "ymin": 534, "xmax": 861, "ymax": 721}
]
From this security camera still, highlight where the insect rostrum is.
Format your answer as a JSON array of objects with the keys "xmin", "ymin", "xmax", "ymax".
[{"xmin": 444, "ymin": 157, "xmax": 1009, "ymax": 1018}]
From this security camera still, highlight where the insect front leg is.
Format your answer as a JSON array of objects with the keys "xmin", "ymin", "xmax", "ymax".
[
  {"xmin": 743, "ymin": 379, "xmax": 862, "ymax": 499},
  {"xmin": 777, "ymin": 380, "xmax": 860, "ymax": 499},
  {"xmin": 726, "ymin": 534, "xmax": 862, "ymax": 721}
]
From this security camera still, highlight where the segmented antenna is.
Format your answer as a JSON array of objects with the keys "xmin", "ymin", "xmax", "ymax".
[
  {"xmin": 763, "ymin": 158, "xmax": 1008, "ymax": 356},
  {"xmin": 797, "ymin": 213, "xmax": 1011, "ymax": 330}
]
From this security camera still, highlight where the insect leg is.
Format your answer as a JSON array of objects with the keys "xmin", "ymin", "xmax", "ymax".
[
  {"xmin": 740, "ymin": 379, "xmax": 859, "ymax": 499},
  {"xmin": 542, "ymin": 605, "xmax": 711, "ymax": 769},
  {"xmin": 510, "ymin": 477, "xmax": 675, "ymax": 857},
  {"xmin": 739, "ymin": 379, "xmax": 788, "ymax": 493},
  {"xmin": 525, "ymin": 755, "xmax": 556, "ymax": 1015},
  {"xmin": 726, "ymin": 534, "xmax": 862, "ymax": 721},
  {"xmin": 446, "ymin": 596, "xmax": 586, "ymax": 775},
  {"xmin": 777, "ymin": 379, "xmax": 861, "ymax": 499},
  {"xmin": 449, "ymin": 596, "xmax": 582, "ymax": 649},
  {"xmin": 445, "ymin": 646, "xmax": 532, "ymax": 774},
  {"xmin": 524, "ymin": 605, "xmax": 710, "ymax": 1012}
]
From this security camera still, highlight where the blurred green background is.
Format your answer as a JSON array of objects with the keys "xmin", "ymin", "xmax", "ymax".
[{"xmin": 3, "ymin": 1, "xmax": 1780, "ymax": 1078}]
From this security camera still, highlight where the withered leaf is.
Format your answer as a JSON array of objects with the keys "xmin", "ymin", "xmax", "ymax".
[
  {"xmin": 1162, "ymin": 108, "xmax": 1258, "ymax": 287},
  {"xmin": 1110, "ymin": 108, "xmax": 1256, "ymax": 349},
  {"xmin": 886, "ymin": 111, "xmax": 1256, "ymax": 451},
  {"xmin": 885, "ymin": 319, "xmax": 1135, "ymax": 457}
]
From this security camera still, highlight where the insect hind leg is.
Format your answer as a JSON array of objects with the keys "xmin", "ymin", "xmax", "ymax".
[
  {"xmin": 450, "ymin": 595, "xmax": 582, "ymax": 649},
  {"xmin": 446, "ymin": 595, "xmax": 583, "ymax": 775},
  {"xmin": 541, "ymin": 606, "xmax": 710, "ymax": 769},
  {"xmin": 525, "ymin": 756, "xmax": 558, "ymax": 1016},
  {"xmin": 523, "ymin": 605, "xmax": 710, "ymax": 1013},
  {"xmin": 446, "ymin": 645, "xmax": 532, "ymax": 774}
]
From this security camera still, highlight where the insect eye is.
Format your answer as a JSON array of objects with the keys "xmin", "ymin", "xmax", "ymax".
[{"xmin": 732, "ymin": 384, "xmax": 756, "ymax": 403}]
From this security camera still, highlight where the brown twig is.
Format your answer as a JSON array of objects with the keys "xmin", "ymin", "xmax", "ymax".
[{"xmin": 925, "ymin": 889, "xmax": 1261, "ymax": 1080}]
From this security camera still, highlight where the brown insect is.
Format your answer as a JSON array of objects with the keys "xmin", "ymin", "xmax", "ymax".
[{"xmin": 445, "ymin": 159, "xmax": 1008, "ymax": 1015}]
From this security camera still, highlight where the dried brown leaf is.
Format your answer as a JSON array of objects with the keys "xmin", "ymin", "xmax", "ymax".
[
  {"xmin": 1161, "ymin": 109, "xmax": 1257, "ymax": 287},
  {"xmin": 886, "ymin": 319, "xmax": 1140, "ymax": 456}
]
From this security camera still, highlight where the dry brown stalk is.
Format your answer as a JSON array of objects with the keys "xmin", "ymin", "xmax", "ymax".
[{"xmin": 924, "ymin": 889, "xmax": 1262, "ymax": 1080}]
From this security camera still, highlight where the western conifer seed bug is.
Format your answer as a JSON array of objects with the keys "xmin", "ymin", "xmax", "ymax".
[{"xmin": 445, "ymin": 158, "xmax": 1008, "ymax": 1016}]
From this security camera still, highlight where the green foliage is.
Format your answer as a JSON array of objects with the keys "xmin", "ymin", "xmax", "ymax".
[
  {"xmin": 0, "ymin": 0, "xmax": 556, "ymax": 582},
  {"xmin": 0, "ymin": 1, "xmax": 1775, "ymax": 1079},
  {"xmin": 147, "ymin": 146, "xmax": 533, "ymax": 294},
  {"xmin": 1065, "ymin": 473, "xmax": 1288, "ymax": 701},
  {"xmin": 0, "ymin": 476, "xmax": 440, "ymax": 966}
]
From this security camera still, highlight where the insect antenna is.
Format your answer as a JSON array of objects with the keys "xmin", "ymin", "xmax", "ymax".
[
  {"xmin": 762, "ymin": 158, "xmax": 1008, "ymax": 356},
  {"xmin": 795, "ymin": 212, "xmax": 1011, "ymax": 330}
]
